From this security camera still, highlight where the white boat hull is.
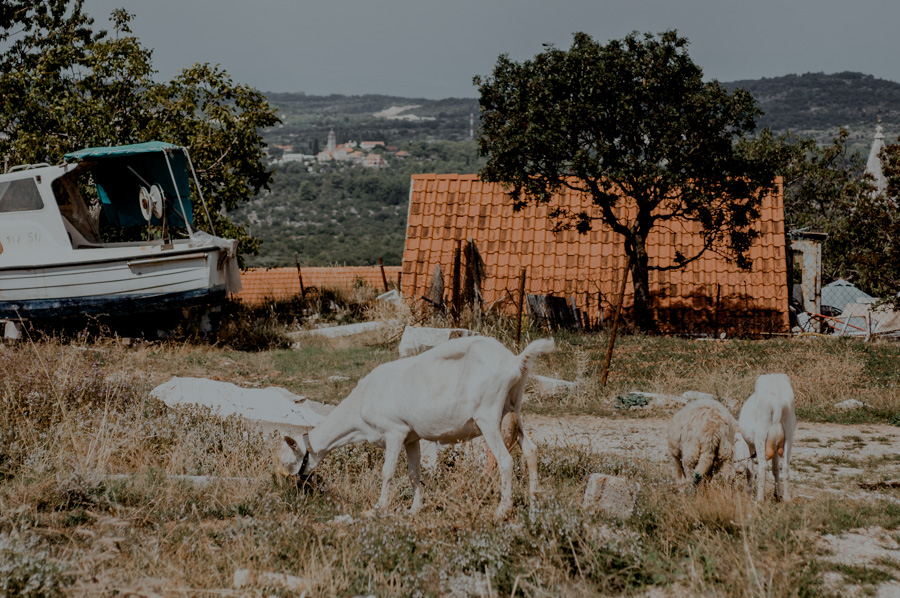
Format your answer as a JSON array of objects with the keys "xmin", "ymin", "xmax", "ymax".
[{"xmin": 0, "ymin": 246, "xmax": 229, "ymax": 320}]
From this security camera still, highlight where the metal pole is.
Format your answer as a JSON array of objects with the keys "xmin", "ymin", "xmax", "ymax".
[
  {"xmin": 515, "ymin": 267, "xmax": 527, "ymax": 351},
  {"xmin": 183, "ymin": 148, "xmax": 216, "ymax": 236},
  {"xmin": 161, "ymin": 150, "xmax": 193, "ymax": 235},
  {"xmin": 601, "ymin": 255, "xmax": 631, "ymax": 386}
]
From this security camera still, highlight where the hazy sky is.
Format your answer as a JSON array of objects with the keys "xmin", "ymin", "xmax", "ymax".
[{"xmin": 82, "ymin": 0, "xmax": 899, "ymax": 99}]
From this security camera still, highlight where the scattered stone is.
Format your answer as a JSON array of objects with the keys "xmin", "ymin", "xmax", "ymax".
[
  {"xmin": 681, "ymin": 390, "xmax": 715, "ymax": 402},
  {"xmin": 446, "ymin": 573, "xmax": 491, "ymax": 598},
  {"xmin": 835, "ymin": 399, "xmax": 868, "ymax": 410},
  {"xmin": 233, "ymin": 568, "xmax": 310, "ymax": 593},
  {"xmin": 397, "ymin": 326, "xmax": 477, "ymax": 357},
  {"xmin": 327, "ymin": 375, "xmax": 350, "ymax": 383},
  {"xmin": 288, "ymin": 320, "xmax": 386, "ymax": 340},
  {"xmin": 330, "ymin": 514, "xmax": 354, "ymax": 525},
  {"xmin": 531, "ymin": 375, "xmax": 576, "ymax": 396},
  {"xmin": 376, "ymin": 289, "xmax": 402, "ymax": 305},
  {"xmin": 583, "ymin": 473, "xmax": 639, "ymax": 519}
]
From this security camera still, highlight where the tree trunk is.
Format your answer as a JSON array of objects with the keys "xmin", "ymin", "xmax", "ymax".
[{"xmin": 628, "ymin": 233, "xmax": 658, "ymax": 333}]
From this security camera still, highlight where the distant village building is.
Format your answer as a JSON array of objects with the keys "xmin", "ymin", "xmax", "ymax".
[
  {"xmin": 315, "ymin": 129, "xmax": 388, "ymax": 166},
  {"xmin": 866, "ymin": 119, "xmax": 888, "ymax": 195},
  {"xmin": 363, "ymin": 154, "xmax": 388, "ymax": 168}
]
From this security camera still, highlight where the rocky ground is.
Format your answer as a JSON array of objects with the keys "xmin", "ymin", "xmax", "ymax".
[{"xmin": 526, "ymin": 414, "xmax": 900, "ymax": 597}]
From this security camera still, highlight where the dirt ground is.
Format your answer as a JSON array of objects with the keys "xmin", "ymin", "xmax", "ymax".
[{"xmin": 525, "ymin": 413, "xmax": 900, "ymax": 596}]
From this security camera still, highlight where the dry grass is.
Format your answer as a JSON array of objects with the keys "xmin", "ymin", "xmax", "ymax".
[{"xmin": 1, "ymin": 329, "xmax": 899, "ymax": 596}]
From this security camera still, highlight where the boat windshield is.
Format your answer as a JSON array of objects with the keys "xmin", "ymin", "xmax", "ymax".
[{"xmin": 64, "ymin": 141, "xmax": 193, "ymax": 229}]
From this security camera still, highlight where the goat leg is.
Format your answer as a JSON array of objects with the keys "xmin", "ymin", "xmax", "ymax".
[
  {"xmin": 479, "ymin": 419, "xmax": 514, "ymax": 519},
  {"xmin": 373, "ymin": 435, "xmax": 405, "ymax": 514},
  {"xmin": 516, "ymin": 417, "xmax": 541, "ymax": 498},
  {"xmin": 484, "ymin": 411, "xmax": 518, "ymax": 474},
  {"xmin": 405, "ymin": 440, "xmax": 423, "ymax": 514}
]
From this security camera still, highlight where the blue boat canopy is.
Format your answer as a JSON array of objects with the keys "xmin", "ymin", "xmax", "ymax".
[{"xmin": 64, "ymin": 141, "xmax": 193, "ymax": 228}]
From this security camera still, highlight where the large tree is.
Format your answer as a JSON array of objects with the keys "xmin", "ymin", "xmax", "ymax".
[
  {"xmin": 0, "ymin": 0, "xmax": 278, "ymax": 255},
  {"xmin": 475, "ymin": 31, "xmax": 776, "ymax": 331}
]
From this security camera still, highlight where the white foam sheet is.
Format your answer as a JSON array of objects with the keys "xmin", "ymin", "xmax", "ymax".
[{"xmin": 150, "ymin": 376, "xmax": 330, "ymax": 430}]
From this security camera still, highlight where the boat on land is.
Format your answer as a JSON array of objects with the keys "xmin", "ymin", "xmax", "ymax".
[{"xmin": 0, "ymin": 141, "xmax": 241, "ymax": 331}]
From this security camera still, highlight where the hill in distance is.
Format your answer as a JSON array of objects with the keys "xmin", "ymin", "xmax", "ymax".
[{"xmin": 245, "ymin": 72, "xmax": 898, "ymax": 268}]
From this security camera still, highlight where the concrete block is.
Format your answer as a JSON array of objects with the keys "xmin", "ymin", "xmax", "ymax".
[
  {"xmin": 583, "ymin": 473, "xmax": 639, "ymax": 519},
  {"xmin": 2, "ymin": 320, "xmax": 22, "ymax": 340},
  {"xmin": 398, "ymin": 326, "xmax": 477, "ymax": 357},
  {"xmin": 532, "ymin": 375, "xmax": 576, "ymax": 396},
  {"xmin": 377, "ymin": 289, "xmax": 402, "ymax": 305},
  {"xmin": 288, "ymin": 321, "xmax": 385, "ymax": 340}
]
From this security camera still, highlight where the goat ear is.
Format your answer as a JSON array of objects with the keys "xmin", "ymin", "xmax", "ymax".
[{"xmin": 278, "ymin": 437, "xmax": 304, "ymax": 476}]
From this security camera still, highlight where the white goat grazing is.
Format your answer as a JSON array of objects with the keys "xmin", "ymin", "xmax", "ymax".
[
  {"xmin": 738, "ymin": 373, "xmax": 796, "ymax": 502},
  {"xmin": 667, "ymin": 398, "xmax": 738, "ymax": 485},
  {"xmin": 279, "ymin": 336, "xmax": 554, "ymax": 518}
]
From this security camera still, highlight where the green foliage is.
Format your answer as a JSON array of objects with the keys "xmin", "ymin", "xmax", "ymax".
[
  {"xmin": 725, "ymin": 72, "xmax": 900, "ymax": 137},
  {"xmin": 741, "ymin": 128, "xmax": 899, "ymax": 302},
  {"xmin": 475, "ymin": 30, "xmax": 776, "ymax": 330},
  {"xmin": 0, "ymin": 1, "xmax": 278, "ymax": 257}
]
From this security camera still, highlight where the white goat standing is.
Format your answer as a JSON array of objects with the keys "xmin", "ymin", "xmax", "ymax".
[
  {"xmin": 279, "ymin": 336, "xmax": 554, "ymax": 518},
  {"xmin": 738, "ymin": 373, "xmax": 796, "ymax": 502},
  {"xmin": 667, "ymin": 398, "xmax": 738, "ymax": 485}
]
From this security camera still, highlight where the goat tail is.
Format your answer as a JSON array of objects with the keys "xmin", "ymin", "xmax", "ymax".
[
  {"xmin": 764, "ymin": 422, "xmax": 786, "ymax": 460},
  {"xmin": 518, "ymin": 338, "xmax": 555, "ymax": 374}
]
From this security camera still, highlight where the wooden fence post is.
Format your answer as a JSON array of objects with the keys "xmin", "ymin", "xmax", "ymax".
[
  {"xmin": 451, "ymin": 240, "xmax": 462, "ymax": 321},
  {"xmin": 515, "ymin": 267, "xmax": 527, "ymax": 351},
  {"xmin": 294, "ymin": 252, "xmax": 306, "ymax": 298},
  {"xmin": 601, "ymin": 255, "xmax": 631, "ymax": 386},
  {"xmin": 378, "ymin": 257, "xmax": 389, "ymax": 292}
]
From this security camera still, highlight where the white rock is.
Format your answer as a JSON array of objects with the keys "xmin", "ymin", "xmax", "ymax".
[
  {"xmin": 532, "ymin": 375, "xmax": 576, "ymax": 396},
  {"xmin": 377, "ymin": 289, "xmax": 402, "ymax": 305},
  {"xmin": 233, "ymin": 569, "xmax": 309, "ymax": 593},
  {"xmin": 330, "ymin": 514, "xmax": 354, "ymax": 525},
  {"xmin": 150, "ymin": 377, "xmax": 331, "ymax": 434},
  {"xmin": 835, "ymin": 399, "xmax": 867, "ymax": 410},
  {"xmin": 397, "ymin": 326, "xmax": 477, "ymax": 358},
  {"xmin": 288, "ymin": 321, "xmax": 385, "ymax": 340},
  {"xmin": 327, "ymin": 375, "xmax": 350, "ymax": 383},
  {"xmin": 583, "ymin": 473, "xmax": 639, "ymax": 519},
  {"xmin": 681, "ymin": 391, "xmax": 716, "ymax": 402}
]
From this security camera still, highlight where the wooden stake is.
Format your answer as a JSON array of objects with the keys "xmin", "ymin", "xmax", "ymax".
[
  {"xmin": 451, "ymin": 240, "xmax": 462, "ymax": 321},
  {"xmin": 397, "ymin": 271, "xmax": 402, "ymax": 296},
  {"xmin": 601, "ymin": 255, "xmax": 631, "ymax": 386},
  {"xmin": 378, "ymin": 257, "xmax": 389, "ymax": 292},
  {"xmin": 294, "ymin": 252, "xmax": 306, "ymax": 298},
  {"xmin": 515, "ymin": 267, "xmax": 527, "ymax": 351}
]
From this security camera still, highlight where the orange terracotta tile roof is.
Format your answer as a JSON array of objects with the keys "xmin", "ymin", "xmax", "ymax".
[
  {"xmin": 402, "ymin": 174, "xmax": 789, "ymax": 334},
  {"xmin": 236, "ymin": 266, "xmax": 401, "ymax": 305}
]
